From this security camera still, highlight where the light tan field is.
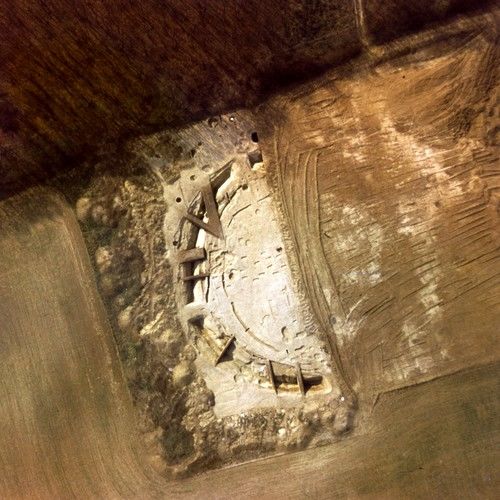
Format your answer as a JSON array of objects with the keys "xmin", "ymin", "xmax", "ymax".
[
  {"xmin": 0, "ymin": 189, "xmax": 167, "ymax": 498},
  {"xmin": 259, "ymin": 18, "xmax": 499, "ymax": 399}
]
